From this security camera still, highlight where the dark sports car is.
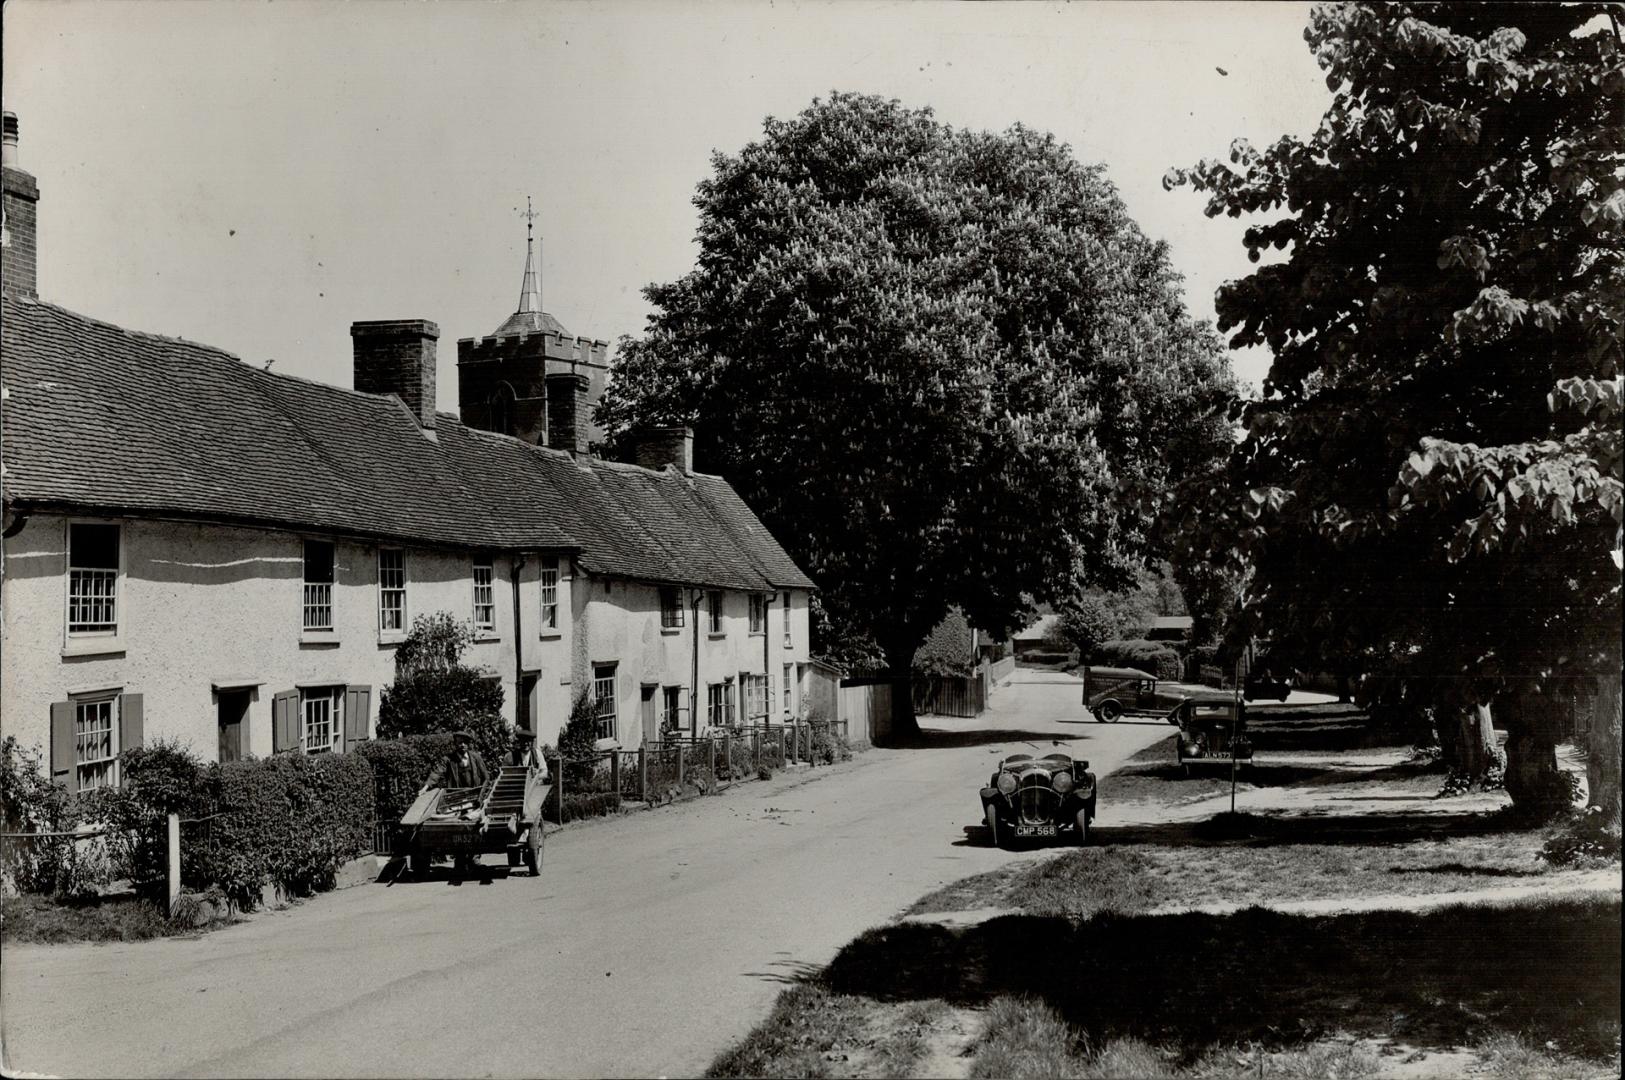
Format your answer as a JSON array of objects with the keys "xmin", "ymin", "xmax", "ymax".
[{"xmin": 980, "ymin": 752, "xmax": 1097, "ymax": 847}]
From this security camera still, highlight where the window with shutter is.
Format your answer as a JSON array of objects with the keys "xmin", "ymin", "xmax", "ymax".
[
  {"xmin": 50, "ymin": 700, "xmax": 76, "ymax": 791},
  {"xmin": 272, "ymin": 691, "xmax": 301, "ymax": 753}
]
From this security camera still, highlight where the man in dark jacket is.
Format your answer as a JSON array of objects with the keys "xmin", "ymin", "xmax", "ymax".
[
  {"xmin": 424, "ymin": 730, "xmax": 490, "ymax": 795},
  {"xmin": 421, "ymin": 730, "xmax": 491, "ymax": 882}
]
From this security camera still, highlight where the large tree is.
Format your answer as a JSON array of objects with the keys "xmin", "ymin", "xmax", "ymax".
[
  {"xmin": 1167, "ymin": 4, "xmax": 1622, "ymax": 814},
  {"xmin": 602, "ymin": 93, "xmax": 1236, "ymax": 739}
]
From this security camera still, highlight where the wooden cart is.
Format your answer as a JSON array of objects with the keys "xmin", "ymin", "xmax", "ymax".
[{"xmin": 397, "ymin": 764, "xmax": 550, "ymax": 878}]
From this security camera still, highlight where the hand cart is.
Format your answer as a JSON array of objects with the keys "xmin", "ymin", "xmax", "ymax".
[{"xmin": 397, "ymin": 763, "xmax": 550, "ymax": 878}]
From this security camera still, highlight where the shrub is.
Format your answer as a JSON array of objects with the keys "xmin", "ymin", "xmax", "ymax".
[
  {"xmin": 377, "ymin": 613, "xmax": 511, "ymax": 764},
  {"xmin": 1542, "ymin": 806, "xmax": 1622, "ymax": 867},
  {"xmin": 90, "ymin": 740, "xmax": 217, "ymax": 894},
  {"xmin": 1093, "ymin": 638, "xmax": 1183, "ymax": 680},
  {"xmin": 555, "ymin": 691, "xmax": 602, "ymax": 790},
  {"xmin": 809, "ymin": 723, "xmax": 851, "ymax": 765},
  {"xmin": 1, "ymin": 737, "xmax": 75, "ymax": 895},
  {"xmin": 201, "ymin": 753, "xmax": 374, "ymax": 909}
]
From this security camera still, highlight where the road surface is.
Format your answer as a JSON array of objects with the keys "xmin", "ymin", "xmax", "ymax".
[{"xmin": 1, "ymin": 670, "xmax": 1175, "ymax": 1079}]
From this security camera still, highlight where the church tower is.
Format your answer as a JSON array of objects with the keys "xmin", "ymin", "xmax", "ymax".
[{"xmin": 457, "ymin": 199, "xmax": 609, "ymax": 452}]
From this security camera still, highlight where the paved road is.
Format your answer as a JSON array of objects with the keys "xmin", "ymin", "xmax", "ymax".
[{"xmin": 1, "ymin": 670, "xmax": 1174, "ymax": 1079}]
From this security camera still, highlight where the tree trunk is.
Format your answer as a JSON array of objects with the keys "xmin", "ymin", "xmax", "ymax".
[
  {"xmin": 883, "ymin": 643, "xmax": 921, "ymax": 745},
  {"xmin": 1500, "ymin": 691, "xmax": 1574, "ymax": 819},
  {"xmin": 1587, "ymin": 675, "xmax": 1622, "ymax": 822},
  {"xmin": 1443, "ymin": 702, "xmax": 1498, "ymax": 783}
]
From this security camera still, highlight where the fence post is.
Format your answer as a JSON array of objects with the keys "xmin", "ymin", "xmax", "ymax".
[
  {"xmin": 166, "ymin": 812, "xmax": 181, "ymax": 916},
  {"xmin": 778, "ymin": 726, "xmax": 787, "ymax": 765},
  {"xmin": 553, "ymin": 754, "xmax": 565, "ymax": 823},
  {"xmin": 611, "ymin": 749, "xmax": 621, "ymax": 800},
  {"xmin": 639, "ymin": 746, "xmax": 648, "ymax": 802},
  {"xmin": 676, "ymin": 741, "xmax": 685, "ymax": 787},
  {"xmin": 723, "ymin": 733, "xmax": 732, "ymax": 781},
  {"xmin": 753, "ymin": 730, "xmax": 761, "ymax": 771},
  {"xmin": 708, "ymin": 737, "xmax": 716, "ymax": 791}
]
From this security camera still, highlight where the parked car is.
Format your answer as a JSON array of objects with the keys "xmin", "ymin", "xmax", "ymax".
[
  {"xmin": 1243, "ymin": 668, "xmax": 1294, "ymax": 702},
  {"xmin": 1176, "ymin": 700, "xmax": 1253, "ymax": 776},
  {"xmin": 1081, "ymin": 665, "xmax": 1229, "ymax": 723},
  {"xmin": 981, "ymin": 752, "xmax": 1096, "ymax": 847}
]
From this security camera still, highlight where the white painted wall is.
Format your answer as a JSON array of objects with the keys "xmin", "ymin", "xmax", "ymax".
[{"xmin": 1, "ymin": 512, "xmax": 810, "ymax": 767}]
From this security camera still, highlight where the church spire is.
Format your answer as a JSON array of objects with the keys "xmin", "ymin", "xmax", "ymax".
[{"xmin": 517, "ymin": 195, "xmax": 542, "ymax": 315}]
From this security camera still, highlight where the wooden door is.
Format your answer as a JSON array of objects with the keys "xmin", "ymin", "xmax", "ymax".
[
  {"xmin": 218, "ymin": 690, "xmax": 249, "ymax": 762},
  {"xmin": 641, "ymin": 685, "xmax": 658, "ymax": 744}
]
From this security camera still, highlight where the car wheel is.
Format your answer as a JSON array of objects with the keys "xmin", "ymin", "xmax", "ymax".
[
  {"xmin": 1075, "ymin": 808, "xmax": 1090, "ymax": 846},
  {"xmin": 985, "ymin": 804, "xmax": 1008, "ymax": 849},
  {"xmin": 1097, "ymin": 700, "xmax": 1123, "ymax": 723}
]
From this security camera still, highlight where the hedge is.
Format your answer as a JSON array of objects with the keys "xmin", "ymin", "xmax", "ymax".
[
  {"xmin": 1093, "ymin": 638, "xmax": 1183, "ymax": 680},
  {"xmin": 203, "ymin": 753, "xmax": 374, "ymax": 909}
]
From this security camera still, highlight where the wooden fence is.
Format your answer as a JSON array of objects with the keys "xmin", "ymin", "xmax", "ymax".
[
  {"xmin": 838, "ymin": 680, "xmax": 892, "ymax": 746},
  {"xmin": 912, "ymin": 673, "xmax": 987, "ymax": 718}
]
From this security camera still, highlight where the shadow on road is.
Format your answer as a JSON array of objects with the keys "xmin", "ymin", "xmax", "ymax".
[
  {"xmin": 893, "ymin": 728, "xmax": 1102, "ymax": 750},
  {"xmin": 375, "ymin": 858, "xmax": 536, "ymax": 886},
  {"xmin": 815, "ymin": 899, "xmax": 1620, "ymax": 1060}
]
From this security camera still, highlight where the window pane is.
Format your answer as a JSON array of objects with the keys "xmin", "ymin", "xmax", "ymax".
[
  {"xmin": 69, "ymin": 524, "xmax": 120, "ymax": 570},
  {"xmin": 304, "ymin": 540, "xmax": 334, "ymax": 585}
]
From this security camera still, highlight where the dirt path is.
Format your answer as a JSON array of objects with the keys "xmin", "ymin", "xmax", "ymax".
[{"xmin": 0, "ymin": 670, "xmax": 1169, "ymax": 1080}]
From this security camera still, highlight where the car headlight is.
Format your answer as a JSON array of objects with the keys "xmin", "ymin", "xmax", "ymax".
[
  {"xmin": 996, "ymin": 771, "xmax": 1016, "ymax": 795},
  {"xmin": 1052, "ymin": 770, "xmax": 1073, "ymax": 794},
  {"xmin": 1075, "ymin": 774, "xmax": 1096, "ymax": 799}
]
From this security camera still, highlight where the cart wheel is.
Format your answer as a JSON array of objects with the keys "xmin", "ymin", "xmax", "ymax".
[
  {"xmin": 1096, "ymin": 700, "xmax": 1123, "ymax": 723},
  {"xmin": 524, "ymin": 824, "xmax": 544, "ymax": 877},
  {"xmin": 1075, "ymin": 809, "xmax": 1091, "ymax": 846}
]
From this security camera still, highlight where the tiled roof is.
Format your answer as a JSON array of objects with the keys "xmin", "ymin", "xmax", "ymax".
[
  {"xmin": 493, "ymin": 310, "xmax": 569, "ymax": 338},
  {"xmin": 1, "ymin": 295, "xmax": 813, "ymax": 591}
]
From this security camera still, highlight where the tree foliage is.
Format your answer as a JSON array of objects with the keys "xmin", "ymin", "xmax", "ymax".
[
  {"xmin": 1166, "ymin": 3, "xmax": 1622, "ymax": 813},
  {"xmin": 378, "ymin": 613, "xmax": 511, "ymax": 764},
  {"xmin": 602, "ymin": 92, "xmax": 1236, "ymax": 735}
]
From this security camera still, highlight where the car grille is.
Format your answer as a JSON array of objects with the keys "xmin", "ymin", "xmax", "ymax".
[{"xmin": 1016, "ymin": 777, "xmax": 1058, "ymax": 825}]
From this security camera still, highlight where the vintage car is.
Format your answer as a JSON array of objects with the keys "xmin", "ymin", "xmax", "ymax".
[
  {"xmin": 1176, "ymin": 699, "xmax": 1253, "ymax": 775},
  {"xmin": 1243, "ymin": 668, "xmax": 1294, "ymax": 702},
  {"xmin": 981, "ymin": 752, "xmax": 1097, "ymax": 847},
  {"xmin": 1081, "ymin": 665, "xmax": 1226, "ymax": 724}
]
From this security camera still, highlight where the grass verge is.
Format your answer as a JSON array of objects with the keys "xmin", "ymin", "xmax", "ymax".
[
  {"xmin": 908, "ymin": 821, "xmax": 1570, "ymax": 918},
  {"xmin": 1, "ymin": 890, "xmax": 238, "ymax": 944}
]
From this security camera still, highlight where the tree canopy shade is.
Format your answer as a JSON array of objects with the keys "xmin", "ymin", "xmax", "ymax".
[
  {"xmin": 600, "ymin": 92, "xmax": 1236, "ymax": 738},
  {"xmin": 1166, "ymin": 3, "xmax": 1623, "ymax": 814}
]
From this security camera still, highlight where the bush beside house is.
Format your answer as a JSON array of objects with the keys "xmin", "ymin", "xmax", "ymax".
[{"xmin": 1094, "ymin": 638, "xmax": 1184, "ymax": 680}]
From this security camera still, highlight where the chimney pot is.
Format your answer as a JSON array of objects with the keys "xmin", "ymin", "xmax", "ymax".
[
  {"xmin": 2, "ymin": 113, "xmax": 18, "ymax": 168},
  {"xmin": 350, "ymin": 319, "xmax": 440, "ymax": 429}
]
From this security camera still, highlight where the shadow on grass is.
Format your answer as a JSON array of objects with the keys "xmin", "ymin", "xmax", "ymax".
[
  {"xmin": 818, "ymin": 898, "xmax": 1620, "ymax": 1060},
  {"xmin": 1388, "ymin": 862, "xmax": 1546, "ymax": 879},
  {"xmin": 1093, "ymin": 809, "xmax": 1513, "ymax": 848}
]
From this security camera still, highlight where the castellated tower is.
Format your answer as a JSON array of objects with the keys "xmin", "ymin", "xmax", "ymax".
[{"xmin": 457, "ymin": 215, "xmax": 609, "ymax": 452}]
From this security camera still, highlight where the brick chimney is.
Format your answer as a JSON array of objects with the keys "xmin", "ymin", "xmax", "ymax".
[
  {"xmin": 2, "ymin": 112, "xmax": 40, "ymax": 298},
  {"xmin": 350, "ymin": 319, "xmax": 439, "ymax": 428},
  {"xmin": 545, "ymin": 371, "xmax": 589, "ymax": 453},
  {"xmin": 633, "ymin": 426, "xmax": 695, "ymax": 473}
]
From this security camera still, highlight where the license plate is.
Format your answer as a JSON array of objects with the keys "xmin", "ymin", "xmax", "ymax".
[{"xmin": 1014, "ymin": 823, "xmax": 1056, "ymax": 838}]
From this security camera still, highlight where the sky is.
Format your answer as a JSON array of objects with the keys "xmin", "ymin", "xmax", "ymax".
[{"xmin": 2, "ymin": 0, "xmax": 1330, "ymax": 410}]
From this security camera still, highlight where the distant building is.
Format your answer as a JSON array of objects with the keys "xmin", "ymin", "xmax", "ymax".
[
  {"xmin": 1146, "ymin": 615, "xmax": 1194, "ymax": 643},
  {"xmin": 0, "ymin": 112, "xmax": 813, "ymax": 791}
]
